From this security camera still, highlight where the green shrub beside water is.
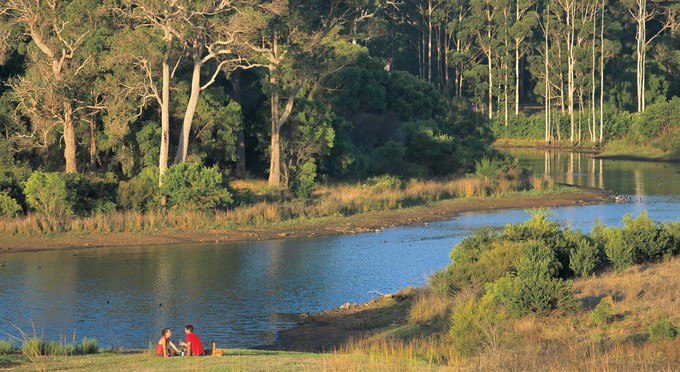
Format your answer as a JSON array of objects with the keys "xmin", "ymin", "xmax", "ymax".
[
  {"xmin": 74, "ymin": 337, "xmax": 99, "ymax": 355},
  {"xmin": 0, "ymin": 340, "xmax": 16, "ymax": 354}
]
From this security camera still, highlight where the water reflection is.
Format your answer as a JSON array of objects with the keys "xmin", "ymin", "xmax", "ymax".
[
  {"xmin": 504, "ymin": 148, "xmax": 680, "ymax": 196},
  {"xmin": 1, "ymin": 149, "xmax": 679, "ymax": 349}
]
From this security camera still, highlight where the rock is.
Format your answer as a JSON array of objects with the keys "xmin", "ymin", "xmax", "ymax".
[{"xmin": 339, "ymin": 302, "xmax": 351, "ymax": 310}]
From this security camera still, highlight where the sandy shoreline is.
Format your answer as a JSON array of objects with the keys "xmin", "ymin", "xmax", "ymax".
[{"xmin": 0, "ymin": 187, "xmax": 609, "ymax": 254}]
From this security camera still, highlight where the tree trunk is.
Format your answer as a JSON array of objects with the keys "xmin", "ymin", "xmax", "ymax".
[
  {"xmin": 89, "ymin": 116, "xmax": 97, "ymax": 167},
  {"xmin": 158, "ymin": 35, "xmax": 172, "ymax": 186},
  {"xmin": 488, "ymin": 49, "xmax": 493, "ymax": 119},
  {"xmin": 63, "ymin": 101, "xmax": 77, "ymax": 174},
  {"xmin": 545, "ymin": 3, "xmax": 552, "ymax": 145},
  {"xmin": 229, "ymin": 70, "xmax": 246, "ymax": 178},
  {"xmin": 599, "ymin": 0, "xmax": 605, "ymax": 143},
  {"xmin": 568, "ymin": 2, "xmax": 575, "ymax": 144},
  {"xmin": 175, "ymin": 54, "xmax": 202, "ymax": 164}
]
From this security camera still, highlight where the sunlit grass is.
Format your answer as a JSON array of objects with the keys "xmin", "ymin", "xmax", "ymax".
[{"xmin": 0, "ymin": 175, "xmax": 562, "ymax": 239}]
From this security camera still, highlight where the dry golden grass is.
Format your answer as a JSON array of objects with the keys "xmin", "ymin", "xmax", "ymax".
[
  {"xmin": 323, "ymin": 258, "xmax": 680, "ymax": 371},
  {"xmin": 0, "ymin": 175, "xmax": 554, "ymax": 238}
]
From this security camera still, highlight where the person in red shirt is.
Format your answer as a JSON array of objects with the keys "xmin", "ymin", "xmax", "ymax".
[
  {"xmin": 155, "ymin": 328, "xmax": 181, "ymax": 357},
  {"xmin": 179, "ymin": 324, "xmax": 204, "ymax": 356}
]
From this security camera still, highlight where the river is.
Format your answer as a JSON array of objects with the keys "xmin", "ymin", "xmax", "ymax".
[{"xmin": 0, "ymin": 149, "xmax": 679, "ymax": 349}]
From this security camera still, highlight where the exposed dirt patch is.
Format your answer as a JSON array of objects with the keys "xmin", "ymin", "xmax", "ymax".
[
  {"xmin": 0, "ymin": 187, "xmax": 608, "ymax": 253},
  {"xmin": 273, "ymin": 288, "xmax": 418, "ymax": 352}
]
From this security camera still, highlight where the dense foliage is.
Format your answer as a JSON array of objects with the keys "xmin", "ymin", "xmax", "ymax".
[
  {"xmin": 435, "ymin": 209, "xmax": 680, "ymax": 357},
  {"xmin": 0, "ymin": 0, "xmax": 678, "ymax": 214}
]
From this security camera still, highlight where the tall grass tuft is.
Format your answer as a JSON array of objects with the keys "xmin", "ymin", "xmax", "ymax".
[
  {"xmin": 74, "ymin": 337, "xmax": 99, "ymax": 355},
  {"xmin": 0, "ymin": 340, "xmax": 16, "ymax": 354}
]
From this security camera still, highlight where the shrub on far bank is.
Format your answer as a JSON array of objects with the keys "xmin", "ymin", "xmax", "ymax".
[
  {"xmin": 23, "ymin": 172, "xmax": 117, "ymax": 217},
  {"xmin": 0, "ymin": 192, "xmax": 21, "ymax": 218},
  {"xmin": 23, "ymin": 171, "xmax": 74, "ymax": 217},
  {"xmin": 118, "ymin": 167, "xmax": 160, "ymax": 212},
  {"xmin": 160, "ymin": 163, "xmax": 233, "ymax": 211}
]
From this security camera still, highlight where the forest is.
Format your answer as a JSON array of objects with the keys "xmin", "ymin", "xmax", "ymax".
[{"xmin": 0, "ymin": 0, "xmax": 678, "ymax": 216}]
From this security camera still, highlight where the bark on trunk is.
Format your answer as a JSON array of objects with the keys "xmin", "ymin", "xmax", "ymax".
[
  {"xmin": 230, "ymin": 70, "xmax": 246, "ymax": 178},
  {"xmin": 175, "ymin": 55, "xmax": 202, "ymax": 164},
  {"xmin": 158, "ymin": 35, "xmax": 172, "ymax": 186},
  {"xmin": 63, "ymin": 102, "xmax": 77, "ymax": 174}
]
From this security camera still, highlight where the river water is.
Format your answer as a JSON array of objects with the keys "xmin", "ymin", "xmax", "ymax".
[{"xmin": 1, "ymin": 149, "xmax": 679, "ymax": 349}]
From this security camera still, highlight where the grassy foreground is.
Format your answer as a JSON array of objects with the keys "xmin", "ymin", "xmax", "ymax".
[{"xmin": 3, "ymin": 257, "xmax": 679, "ymax": 371}]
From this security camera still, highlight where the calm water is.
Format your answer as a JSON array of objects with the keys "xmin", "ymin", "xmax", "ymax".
[{"xmin": 1, "ymin": 149, "xmax": 679, "ymax": 349}]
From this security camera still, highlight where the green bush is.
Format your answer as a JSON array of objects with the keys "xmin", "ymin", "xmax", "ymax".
[
  {"xmin": 591, "ymin": 296, "xmax": 615, "ymax": 325},
  {"xmin": 365, "ymin": 174, "xmax": 404, "ymax": 192},
  {"xmin": 568, "ymin": 231, "xmax": 601, "ymax": 277},
  {"xmin": 649, "ymin": 319, "xmax": 678, "ymax": 341},
  {"xmin": 0, "ymin": 192, "xmax": 21, "ymax": 218},
  {"xmin": 118, "ymin": 167, "xmax": 161, "ymax": 211},
  {"xmin": 660, "ymin": 222, "xmax": 680, "ymax": 257},
  {"xmin": 594, "ymin": 213, "xmax": 669, "ymax": 272},
  {"xmin": 290, "ymin": 161, "xmax": 317, "ymax": 199},
  {"xmin": 449, "ymin": 295, "xmax": 506, "ymax": 357},
  {"xmin": 0, "ymin": 340, "xmax": 16, "ymax": 354},
  {"xmin": 603, "ymin": 228, "xmax": 636, "ymax": 272},
  {"xmin": 485, "ymin": 242, "xmax": 580, "ymax": 317},
  {"xmin": 67, "ymin": 175, "xmax": 118, "ymax": 216},
  {"xmin": 23, "ymin": 171, "xmax": 74, "ymax": 217},
  {"xmin": 74, "ymin": 338, "xmax": 98, "ymax": 355},
  {"xmin": 160, "ymin": 162, "xmax": 233, "ymax": 211}
]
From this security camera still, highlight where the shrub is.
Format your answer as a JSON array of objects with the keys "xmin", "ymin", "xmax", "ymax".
[
  {"xmin": 591, "ymin": 296, "xmax": 615, "ymax": 325},
  {"xmin": 660, "ymin": 221, "xmax": 680, "ymax": 257},
  {"xmin": 0, "ymin": 192, "xmax": 21, "ymax": 218},
  {"xmin": 365, "ymin": 174, "xmax": 404, "ymax": 192},
  {"xmin": 449, "ymin": 294, "xmax": 505, "ymax": 357},
  {"xmin": 568, "ymin": 231, "xmax": 601, "ymax": 277},
  {"xmin": 160, "ymin": 163, "xmax": 233, "ymax": 211},
  {"xmin": 474, "ymin": 156, "xmax": 497, "ymax": 180},
  {"xmin": 485, "ymin": 242, "xmax": 580, "ymax": 317},
  {"xmin": 23, "ymin": 171, "xmax": 74, "ymax": 217},
  {"xmin": 67, "ymin": 175, "xmax": 118, "ymax": 216},
  {"xmin": 118, "ymin": 167, "xmax": 160, "ymax": 211},
  {"xmin": 595, "ymin": 212, "xmax": 668, "ymax": 271},
  {"xmin": 290, "ymin": 161, "xmax": 317, "ymax": 199},
  {"xmin": 74, "ymin": 337, "xmax": 98, "ymax": 355},
  {"xmin": 649, "ymin": 319, "xmax": 678, "ymax": 341},
  {"xmin": 0, "ymin": 340, "xmax": 16, "ymax": 354}
]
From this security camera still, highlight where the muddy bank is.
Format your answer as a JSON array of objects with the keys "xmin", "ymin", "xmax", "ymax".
[{"xmin": 0, "ymin": 187, "xmax": 608, "ymax": 253}]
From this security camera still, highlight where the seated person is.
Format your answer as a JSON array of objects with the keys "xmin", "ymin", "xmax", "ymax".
[
  {"xmin": 155, "ymin": 328, "xmax": 181, "ymax": 357},
  {"xmin": 179, "ymin": 324, "xmax": 204, "ymax": 356}
]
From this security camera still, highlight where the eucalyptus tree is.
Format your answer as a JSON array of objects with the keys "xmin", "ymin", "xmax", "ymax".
[
  {"xmin": 470, "ymin": 0, "xmax": 501, "ymax": 119},
  {"xmin": 623, "ymin": 0, "xmax": 679, "ymax": 112},
  {"xmin": 0, "ymin": 0, "xmax": 104, "ymax": 173},
  {"xmin": 114, "ymin": 0, "xmax": 180, "ymax": 185},
  {"xmin": 510, "ymin": 0, "xmax": 537, "ymax": 115},
  {"xmin": 171, "ymin": 1, "xmax": 266, "ymax": 165}
]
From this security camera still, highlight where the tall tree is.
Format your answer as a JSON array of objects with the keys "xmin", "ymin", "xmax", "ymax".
[
  {"xmin": 625, "ymin": 0, "xmax": 678, "ymax": 112},
  {"xmin": 1, "ymin": 0, "xmax": 101, "ymax": 173}
]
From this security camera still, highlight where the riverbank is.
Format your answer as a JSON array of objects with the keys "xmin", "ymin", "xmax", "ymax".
[
  {"xmin": 0, "ymin": 187, "xmax": 608, "ymax": 253},
  {"xmin": 3, "ymin": 257, "xmax": 679, "ymax": 371}
]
